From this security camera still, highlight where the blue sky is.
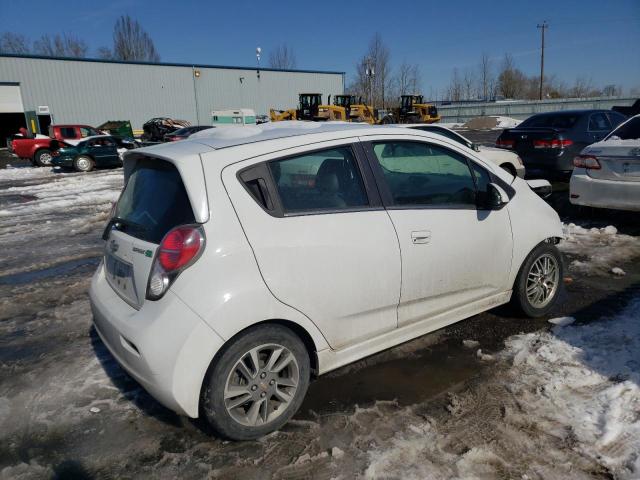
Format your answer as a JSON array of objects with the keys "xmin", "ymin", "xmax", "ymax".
[{"xmin": 2, "ymin": 0, "xmax": 639, "ymax": 96}]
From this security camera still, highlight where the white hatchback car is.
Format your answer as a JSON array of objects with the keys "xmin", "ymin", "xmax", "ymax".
[
  {"xmin": 570, "ymin": 114, "xmax": 640, "ymax": 211},
  {"xmin": 90, "ymin": 123, "xmax": 563, "ymax": 440},
  {"xmin": 400, "ymin": 124, "xmax": 526, "ymax": 178}
]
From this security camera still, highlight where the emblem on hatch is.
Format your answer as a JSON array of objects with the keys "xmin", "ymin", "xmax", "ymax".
[
  {"xmin": 109, "ymin": 240, "xmax": 119, "ymax": 253},
  {"xmin": 132, "ymin": 246, "xmax": 153, "ymax": 257}
]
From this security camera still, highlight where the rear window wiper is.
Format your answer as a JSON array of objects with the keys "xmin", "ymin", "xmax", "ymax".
[{"xmin": 102, "ymin": 216, "xmax": 148, "ymax": 240}]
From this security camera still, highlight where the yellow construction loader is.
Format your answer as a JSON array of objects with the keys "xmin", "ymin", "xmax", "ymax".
[
  {"xmin": 381, "ymin": 95, "xmax": 440, "ymax": 124},
  {"xmin": 270, "ymin": 93, "xmax": 325, "ymax": 122}
]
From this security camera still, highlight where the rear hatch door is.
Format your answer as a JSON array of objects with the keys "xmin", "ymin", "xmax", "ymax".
[{"xmin": 103, "ymin": 157, "xmax": 199, "ymax": 308}]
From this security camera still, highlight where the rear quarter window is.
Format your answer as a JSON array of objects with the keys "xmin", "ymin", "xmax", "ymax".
[{"xmin": 114, "ymin": 158, "xmax": 195, "ymax": 243}]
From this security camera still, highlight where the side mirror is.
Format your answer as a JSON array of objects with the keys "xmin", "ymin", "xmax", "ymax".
[
  {"xmin": 485, "ymin": 183, "xmax": 510, "ymax": 210},
  {"xmin": 526, "ymin": 179, "xmax": 552, "ymax": 199},
  {"xmin": 471, "ymin": 142, "xmax": 481, "ymax": 152}
]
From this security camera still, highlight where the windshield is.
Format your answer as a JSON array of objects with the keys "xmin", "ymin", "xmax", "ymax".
[
  {"xmin": 114, "ymin": 158, "xmax": 196, "ymax": 243},
  {"xmin": 300, "ymin": 95, "xmax": 320, "ymax": 107},
  {"xmin": 607, "ymin": 116, "xmax": 640, "ymax": 140},
  {"xmin": 519, "ymin": 113, "xmax": 580, "ymax": 129}
]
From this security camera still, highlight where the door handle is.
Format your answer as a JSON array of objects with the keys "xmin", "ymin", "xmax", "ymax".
[{"xmin": 411, "ymin": 230, "xmax": 431, "ymax": 244}]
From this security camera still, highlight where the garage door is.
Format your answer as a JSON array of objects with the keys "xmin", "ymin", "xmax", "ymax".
[{"xmin": 0, "ymin": 84, "xmax": 24, "ymax": 113}]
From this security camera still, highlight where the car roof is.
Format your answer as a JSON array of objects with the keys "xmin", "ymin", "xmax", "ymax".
[
  {"xmin": 184, "ymin": 122, "xmax": 383, "ymax": 150},
  {"xmin": 528, "ymin": 109, "xmax": 610, "ymax": 117}
]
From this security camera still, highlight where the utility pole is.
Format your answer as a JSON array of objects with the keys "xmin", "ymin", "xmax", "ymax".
[{"xmin": 537, "ymin": 20, "xmax": 548, "ymax": 100}]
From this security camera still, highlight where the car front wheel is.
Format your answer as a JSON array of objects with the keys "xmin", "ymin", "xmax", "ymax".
[
  {"xmin": 512, "ymin": 242, "xmax": 563, "ymax": 317},
  {"xmin": 201, "ymin": 324, "xmax": 310, "ymax": 440}
]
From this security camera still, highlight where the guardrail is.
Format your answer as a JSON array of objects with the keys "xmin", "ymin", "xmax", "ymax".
[{"xmin": 437, "ymin": 97, "xmax": 637, "ymax": 123}]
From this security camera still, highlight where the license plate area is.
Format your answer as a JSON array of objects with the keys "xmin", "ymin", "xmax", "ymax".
[{"xmin": 105, "ymin": 253, "xmax": 139, "ymax": 306}]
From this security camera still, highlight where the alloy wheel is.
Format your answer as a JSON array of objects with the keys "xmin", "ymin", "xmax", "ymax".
[
  {"xmin": 526, "ymin": 253, "xmax": 559, "ymax": 308},
  {"xmin": 223, "ymin": 343, "xmax": 300, "ymax": 427}
]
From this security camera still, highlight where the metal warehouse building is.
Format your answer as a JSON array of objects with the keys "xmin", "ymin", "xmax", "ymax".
[{"xmin": 0, "ymin": 54, "xmax": 344, "ymax": 139}]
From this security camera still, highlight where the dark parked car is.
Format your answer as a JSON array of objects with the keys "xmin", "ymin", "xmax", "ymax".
[
  {"xmin": 163, "ymin": 126, "xmax": 214, "ymax": 142},
  {"xmin": 51, "ymin": 136, "xmax": 129, "ymax": 172},
  {"xmin": 141, "ymin": 117, "xmax": 191, "ymax": 142},
  {"xmin": 495, "ymin": 110, "xmax": 627, "ymax": 176}
]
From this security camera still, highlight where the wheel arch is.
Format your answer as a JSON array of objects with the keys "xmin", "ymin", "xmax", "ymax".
[{"xmin": 197, "ymin": 318, "xmax": 320, "ymax": 416}]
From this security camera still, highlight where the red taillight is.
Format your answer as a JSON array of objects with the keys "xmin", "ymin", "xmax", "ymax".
[
  {"xmin": 573, "ymin": 155, "xmax": 601, "ymax": 170},
  {"xmin": 158, "ymin": 227, "xmax": 203, "ymax": 270},
  {"xmin": 496, "ymin": 139, "xmax": 515, "ymax": 149},
  {"xmin": 147, "ymin": 225, "xmax": 205, "ymax": 300},
  {"xmin": 533, "ymin": 138, "xmax": 573, "ymax": 149}
]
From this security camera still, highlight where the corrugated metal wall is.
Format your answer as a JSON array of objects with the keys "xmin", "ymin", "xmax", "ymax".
[
  {"xmin": 0, "ymin": 56, "xmax": 344, "ymax": 129},
  {"xmin": 438, "ymin": 97, "xmax": 637, "ymax": 123}
]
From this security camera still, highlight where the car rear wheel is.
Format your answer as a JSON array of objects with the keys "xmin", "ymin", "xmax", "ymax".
[
  {"xmin": 512, "ymin": 242, "xmax": 563, "ymax": 317},
  {"xmin": 201, "ymin": 324, "xmax": 310, "ymax": 440},
  {"xmin": 74, "ymin": 155, "xmax": 94, "ymax": 172},
  {"xmin": 34, "ymin": 149, "xmax": 53, "ymax": 167}
]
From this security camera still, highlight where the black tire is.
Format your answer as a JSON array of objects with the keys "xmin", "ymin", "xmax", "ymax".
[
  {"xmin": 34, "ymin": 149, "xmax": 53, "ymax": 167},
  {"xmin": 512, "ymin": 242, "xmax": 563, "ymax": 318},
  {"xmin": 201, "ymin": 324, "xmax": 311, "ymax": 440},
  {"xmin": 381, "ymin": 115, "xmax": 394, "ymax": 125},
  {"xmin": 74, "ymin": 155, "xmax": 94, "ymax": 172}
]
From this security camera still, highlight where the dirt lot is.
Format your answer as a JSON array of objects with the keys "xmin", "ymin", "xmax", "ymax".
[{"xmin": 2, "ymin": 133, "xmax": 640, "ymax": 479}]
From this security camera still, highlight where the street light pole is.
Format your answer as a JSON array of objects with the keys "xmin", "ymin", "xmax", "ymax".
[
  {"xmin": 365, "ymin": 57, "xmax": 375, "ymax": 108},
  {"xmin": 537, "ymin": 20, "xmax": 548, "ymax": 100}
]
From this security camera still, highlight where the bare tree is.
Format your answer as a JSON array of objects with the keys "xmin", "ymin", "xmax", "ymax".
[
  {"xmin": 96, "ymin": 46, "xmax": 114, "ymax": 60},
  {"xmin": 478, "ymin": 53, "xmax": 493, "ymax": 100},
  {"xmin": 268, "ymin": 44, "xmax": 297, "ymax": 70},
  {"xmin": 447, "ymin": 68, "xmax": 463, "ymax": 101},
  {"xmin": 393, "ymin": 61, "xmax": 421, "ymax": 96},
  {"xmin": 569, "ymin": 76, "xmax": 594, "ymax": 98},
  {"xmin": 497, "ymin": 53, "xmax": 527, "ymax": 99},
  {"xmin": 350, "ymin": 33, "xmax": 392, "ymax": 107},
  {"xmin": 602, "ymin": 84, "xmax": 621, "ymax": 97},
  {"xmin": 33, "ymin": 33, "xmax": 88, "ymax": 58},
  {"xmin": 0, "ymin": 32, "xmax": 30, "ymax": 54},
  {"xmin": 105, "ymin": 15, "xmax": 160, "ymax": 62},
  {"xmin": 462, "ymin": 68, "xmax": 476, "ymax": 100}
]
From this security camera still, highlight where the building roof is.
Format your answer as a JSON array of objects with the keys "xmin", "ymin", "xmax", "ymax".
[{"xmin": 0, "ymin": 53, "xmax": 345, "ymax": 76}]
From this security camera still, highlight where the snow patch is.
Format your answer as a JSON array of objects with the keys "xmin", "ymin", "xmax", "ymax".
[
  {"xmin": 462, "ymin": 339, "xmax": 480, "ymax": 348},
  {"xmin": 559, "ymin": 223, "xmax": 640, "ymax": 275},
  {"xmin": 548, "ymin": 316, "xmax": 576, "ymax": 327}
]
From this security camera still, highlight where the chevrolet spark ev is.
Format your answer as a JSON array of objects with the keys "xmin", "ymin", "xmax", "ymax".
[{"xmin": 90, "ymin": 123, "xmax": 563, "ymax": 440}]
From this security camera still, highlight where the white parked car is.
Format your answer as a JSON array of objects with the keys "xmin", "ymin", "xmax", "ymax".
[
  {"xmin": 90, "ymin": 123, "xmax": 562, "ymax": 440},
  {"xmin": 570, "ymin": 114, "xmax": 640, "ymax": 211},
  {"xmin": 399, "ymin": 124, "xmax": 526, "ymax": 178}
]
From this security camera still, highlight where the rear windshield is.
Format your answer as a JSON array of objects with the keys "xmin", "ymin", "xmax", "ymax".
[
  {"xmin": 114, "ymin": 158, "xmax": 195, "ymax": 243},
  {"xmin": 607, "ymin": 117, "xmax": 640, "ymax": 140},
  {"xmin": 519, "ymin": 114, "xmax": 580, "ymax": 129}
]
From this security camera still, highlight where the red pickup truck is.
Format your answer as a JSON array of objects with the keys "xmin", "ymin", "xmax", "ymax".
[{"xmin": 11, "ymin": 125, "xmax": 104, "ymax": 166}]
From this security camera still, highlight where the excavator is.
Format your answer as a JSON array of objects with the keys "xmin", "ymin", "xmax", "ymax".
[{"xmin": 270, "ymin": 93, "xmax": 325, "ymax": 122}]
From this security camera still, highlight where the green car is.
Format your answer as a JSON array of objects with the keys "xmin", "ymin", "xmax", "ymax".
[{"xmin": 52, "ymin": 135, "xmax": 133, "ymax": 172}]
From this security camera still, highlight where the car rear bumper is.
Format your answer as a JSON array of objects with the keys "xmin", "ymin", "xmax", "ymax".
[
  {"xmin": 519, "ymin": 151, "xmax": 574, "ymax": 173},
  {"xmin": 570, "ymin": 170, "xmax": 640, "ymax": 212},
  {"xmin": 89, "ymin": 261, "xmax": 225, "ymax": 417}
]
